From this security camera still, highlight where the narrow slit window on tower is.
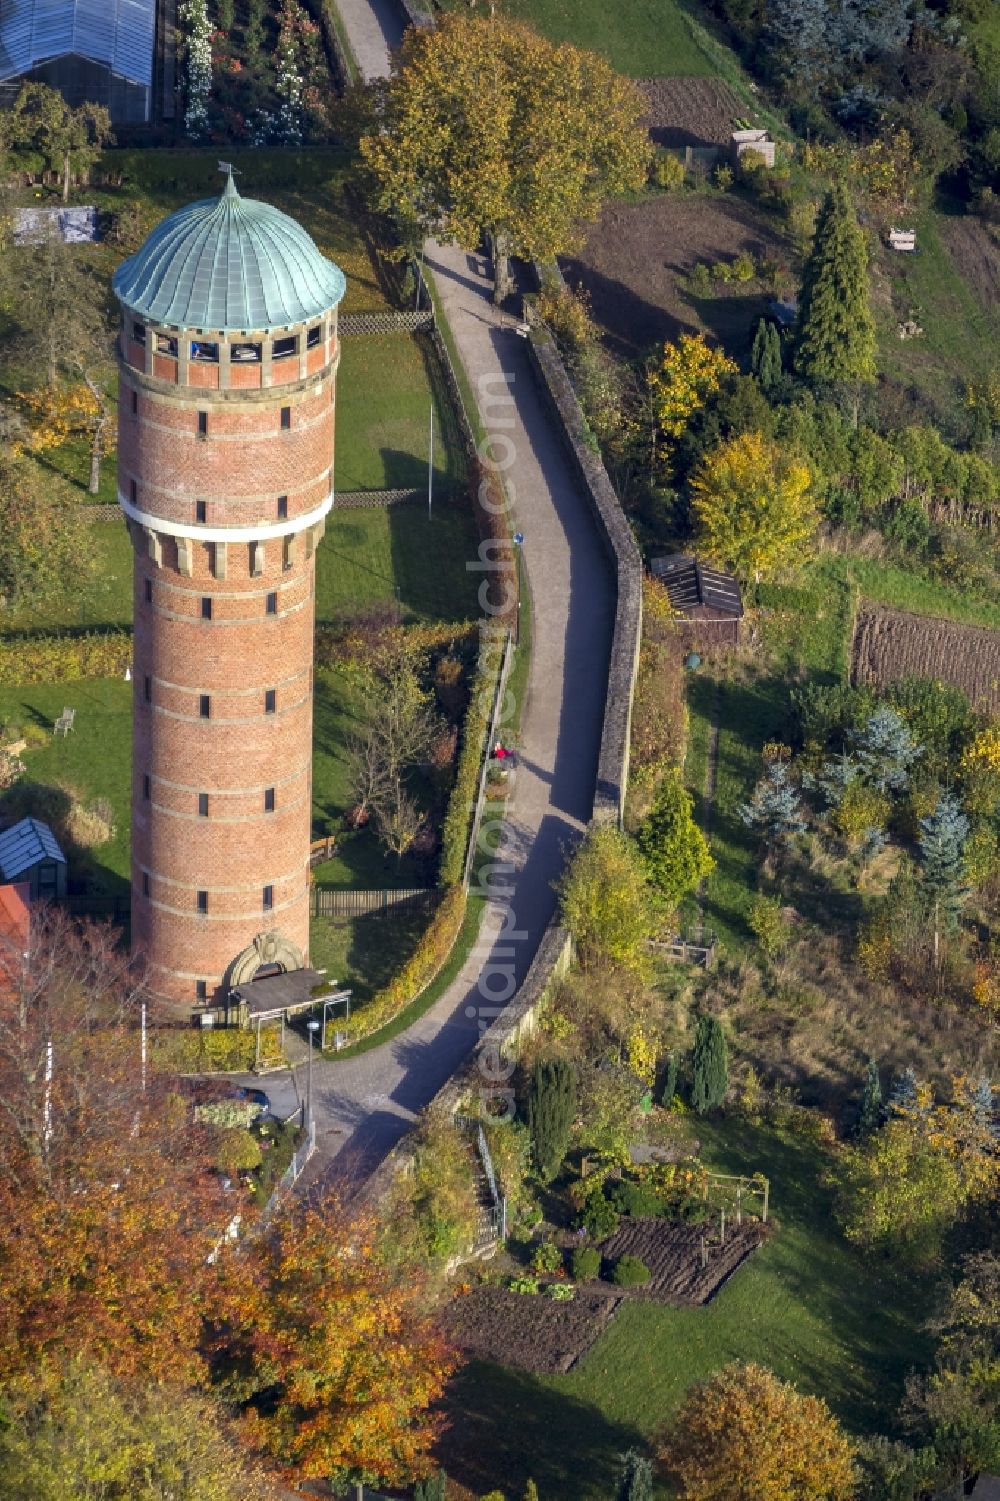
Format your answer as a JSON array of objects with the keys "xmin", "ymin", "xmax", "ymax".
[
  {"xmin": 144, "ymin": 675, "xmax": 151, "ymax": 703},
  {"xmin": 199, "ymin": 694, "xmax": 211, "ymax": 719},
  {"xmin": 130, "ymin": 479, "xmax": 137, "ymax": 503},
  {"xmin": 264, "ymin": 787, "xmax": 275, "ymax": 812},
  {"xmin": 277, "ymin": 495, "xmax": 288, "ymax": 519},
  {"xmin": 280, "ymin": 406, "xmax": 291, "ymax": 431},
  {"xmin": 197, "ymin": 411, "xmax": 208, "ymax": 437},
  {"xmin": 196, "ymin": 980, "xmax": 207, "ymax": 1001},
  {"xmin": 265, "ymin": 689, "xmax": 276, "ymax": 714},
  {"xmin": 197, "ymin": 890, "xmax": 208, "ymax": 915},
  {"xmin": 143, "ymin": 773, "xmax": 150, "ymax": 800},
  {"xmin": 263, "ymin": 884, "xmax": 274, "ymax": 912},
  {"xmin": 131, "ymin": 390, "xmax": 138, "ymax": 416},
  {"xmin": 198, "ymin": 792, "xmax": 209, "ymax": 817},
  {"xmin": 306, "ymin": 324, "xmax": 322, "ymax": 349},
  {"xmin": 201, "ymin": 596, "xmax": 212, "ymax": 621},
  {"xmin": 142, "ymin": 871, "xmax": 150, "ymax": 897},
  {"xmin": 266, "ymin": 591, "xmax": 277, "ymax": 615},
  {"xmin": 132, "ymin": 321, "xmax": 146, "ymax": 346},
  {"xmin": 144, "ymin": 577, "xmax": 152, "ymax": 603},
  {"xmin": 196, "ymin": 500, "xmax": 207, "ymax": 523}
]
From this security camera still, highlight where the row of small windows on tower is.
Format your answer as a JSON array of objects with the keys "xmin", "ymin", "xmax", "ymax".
[
  {"xmin": 132, "ymin": 322, "xmax": 323, "ymax": 359},
  {"xmin": 140, "ymin": 872, "xmax": 274, "ymax": 913},
  {"xmin": 142, "ymin": 774, "xmax": 276, "ymax": 813},
  {"xmin": 142, "ymin": 680, "xmax": 278, "ymax": 715},
  {"xmin": 143, "ymin": 578, "xmax": 278, "ymax": 615}
]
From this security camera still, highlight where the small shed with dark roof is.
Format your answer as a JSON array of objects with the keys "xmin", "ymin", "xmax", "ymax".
[
  {"xmin": 0, "ymin": 817, "xmax": 67, "ymax": 903},
  {"xmin": 649, "ymin": 554, "xmax": 743, "ymax": 648}
]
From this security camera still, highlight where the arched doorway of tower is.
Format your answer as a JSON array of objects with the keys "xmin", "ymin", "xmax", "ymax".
[{"xmin": 225, "ymin": 929, "xmax": 305, "ymax": 991}]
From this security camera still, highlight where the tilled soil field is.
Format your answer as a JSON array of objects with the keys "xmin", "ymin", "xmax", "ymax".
[
  {"xmin": 639, "ymin": 77, "xmax": 747, "ymax": 148},
  {"xmin": 561, "ymin": 194, "xmax": 787, "ymax": 356},
  {"xmin": 852, "ymin": 604, "xmax": 1000, "ymax": 712},
  {"xmin": 444, "ymin": 1287, "xmax": 623, "ymax": 1375},
  {"xmin": 600, "ymin": 1217, "xmax": 765, "ymax": 1303}
]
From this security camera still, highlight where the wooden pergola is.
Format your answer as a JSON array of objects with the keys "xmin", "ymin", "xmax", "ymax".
[{"xmin": 231, "ymin": 968, "xmax": 351, "ymax": 1068}]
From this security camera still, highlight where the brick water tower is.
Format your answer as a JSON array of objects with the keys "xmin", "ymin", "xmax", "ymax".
[{"xmin": 113, "ymin": 171, "xmax": 346, "ymax": 1014}]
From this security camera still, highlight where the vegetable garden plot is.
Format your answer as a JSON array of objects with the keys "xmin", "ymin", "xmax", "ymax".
[
  {"xmin": 852, "ymin": 604, "xmax": 1000, "ymax": 713},
  {"xmin": 599, "ymin": 1218, "xmax": 765, "ymax": 1304},
  {"xmin": 444, "ymin": 1287, "xmax": 623, "ymax": 1375}
]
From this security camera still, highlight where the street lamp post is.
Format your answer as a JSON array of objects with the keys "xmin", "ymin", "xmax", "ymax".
[{"xmin": 306, "ymin": 1020, "xmax": 320, "ymax": 1131}]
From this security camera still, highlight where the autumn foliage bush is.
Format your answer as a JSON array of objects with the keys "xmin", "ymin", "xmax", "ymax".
[
  {"xmin": 0, "ymin": 629, "xmax": 131, "ymax": 686},
  {"xmin": 657, "ymin": 1362, "xmax": 856, "ymax": 1501}
]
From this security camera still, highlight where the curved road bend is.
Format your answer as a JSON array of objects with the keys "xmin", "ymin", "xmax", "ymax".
[{"xmin": 286, "ymin": 0, "xmax": 615, "ymax": 1184}]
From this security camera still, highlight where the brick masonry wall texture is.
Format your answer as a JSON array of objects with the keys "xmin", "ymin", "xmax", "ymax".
[{"xmin": 122, "ymin": 327, "xmax": 339, "ymax": 1015}]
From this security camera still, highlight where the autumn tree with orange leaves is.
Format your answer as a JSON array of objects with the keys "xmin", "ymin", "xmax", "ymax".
[
  {"xmin": 0, "ymin": 908, "xmax": 234, "ymax": 1389},
  {"xmin": 657, "ymin": 1362, "xmax": 857, "ymax": 1501},
  {"xmin": 0, "ymin": 908, "xmax": 458, "ymax": 1489},
  {"xmin": 218, "ymin": 1193, "xmax": 457, "ymax": 1489}
]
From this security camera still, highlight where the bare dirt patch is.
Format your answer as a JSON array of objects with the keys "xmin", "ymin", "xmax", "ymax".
[
  {"xmin": 639, "ymin": 77, "xmax": 746, "ymax": 149},
  {"xmin": 600, "ymin": 1217, "xmax": 765, "ymax": 1303},
  {"xmin": 444, "ymin": 1286, "xmax": 622, "ymax": 1374},
  {"xmin": 561, "ymin": 194, "xmax": 789, "ymax": 356},
  {"xmin": 852, "ymin": 604, "xmax": 1000, "ymax": 713}
]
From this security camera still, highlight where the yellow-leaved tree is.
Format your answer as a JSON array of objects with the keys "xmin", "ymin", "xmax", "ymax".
[
  {"xmin": 647, "ymin": 333, "xmax": 737, "ymax": 462},
  {"xmin": 360, "ymin": 15, "xmax": 651, "ymax": 302},
  {"xmin": 657, "ymin": 1362, "xmax": 857, "ymax": 1501},
  {"xmin": 690, "ymin": 430, "xmax": 816, "ymax": 582}
]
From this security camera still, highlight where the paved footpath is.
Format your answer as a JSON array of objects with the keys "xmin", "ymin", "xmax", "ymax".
[{"xmin": 288, "ymin": 0, "xmax": 615, "ymax": 1187}]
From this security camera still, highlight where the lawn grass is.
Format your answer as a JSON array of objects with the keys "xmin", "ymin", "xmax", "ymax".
[
  {"xmin": 317, "ymin": 503, "xmax": 480, "ymax": 624},
  {"xmin": 0, "ymin": 522, "xmax": 134, "ymax": 637},
  {"xmin": 441, "ymin": 1117, "xmax": 936, "ymax": 1499},
  {"xmin": 437, "ymin": 0, "xmax": 716, "ymax": 76},
  {"xmin": 0, "ymin": 680, "xmax": 132, "ymax": 898},
  {"xmin": 308, "ymin": 899, "xmax": 437, "ymax": 1006},
  {"xmin": 316, "ymin": 891, "xmax": 488, "ymax": 1056},
  {"xmin": 335, "ymin": 333, "xmax": 468, "ymax": 494}
]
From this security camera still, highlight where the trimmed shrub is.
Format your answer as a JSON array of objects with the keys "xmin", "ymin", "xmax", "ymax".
[
  {"xmin": 570, "ymin": 1245, "xmax": 601, "ymax": 1281},
  {"xmin": 608, "ymin": 1179, "xmax": 665, "ymax": 1218},
  {"xmin": 579, "ymin": 1184, "xmax": 620, "ymax": 1240},
  {"xmin": 346, "ymin": 885, "xmax": 467, "ymax": 1043},
  {"xmin": 654, "ymin": 152, "xmax": 686, "ymax": 190},
  {"xmin": 439, "ymin": 629, "xmax": 508, "ymax": 886},
  {"xmin": 151, "ymin": 1027, "xmax": 258, "ymax": 1074},
  {"xmin": 610, "ymin": 1255, "xmax": 651, "ymax": 1287},
  {"xmin": 0, "ymin": 630, "xmax": 132, "ymax": 686}
]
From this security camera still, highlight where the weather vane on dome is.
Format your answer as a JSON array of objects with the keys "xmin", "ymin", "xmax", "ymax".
[{"xmin": 217, "ymin": 161, "xmax": 240, "ymax": 178}]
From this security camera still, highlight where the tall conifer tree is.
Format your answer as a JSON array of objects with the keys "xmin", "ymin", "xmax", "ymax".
[{"xmin": 794, "ymin": 183, "xmax": 876, "ymax": 386}]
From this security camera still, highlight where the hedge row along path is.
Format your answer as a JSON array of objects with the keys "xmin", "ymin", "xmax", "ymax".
[{"xmin": 252, "ymin": 0, "xmax": 616, "ymax": 1188}]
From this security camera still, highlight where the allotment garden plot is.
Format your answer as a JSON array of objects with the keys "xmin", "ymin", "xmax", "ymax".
[
  {"xmin": 852, "ymin": 604, "xmax": 1000, "ymax": 713},
  {"xmin": 561, "ymin": 192, "xmax": 788, "ymax": 357}
]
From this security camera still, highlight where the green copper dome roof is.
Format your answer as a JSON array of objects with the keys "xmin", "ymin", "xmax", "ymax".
[{"xmin": 112, "ymin": 174, "xmax": 346, "ymax": 332}]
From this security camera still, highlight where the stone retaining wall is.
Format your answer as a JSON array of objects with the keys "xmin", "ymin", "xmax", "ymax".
[
  {"xmin": 358, "ymin": 919, "xmax": 573, "ymax": 1208},
  {"xmin": 524, "ymin": 308, "xmax": 642, "ymax": 826}
]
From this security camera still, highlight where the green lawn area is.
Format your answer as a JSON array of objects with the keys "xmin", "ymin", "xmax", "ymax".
[
  {"xmin": 0, "ymin": 523, "xmax": 134, "ymax": 637},
  {"xmin": 0, "ymin": 680, "xmax": 131, "ymax": 899},
  {"xmin": 335, "ymin": 334, "xmax": 467, "ymax": 494},
  {"xmin": 309, "ymin": 900, "xmax": 435, "ymax": 1004},
  {"xmin": 441, "ymin": 1119, "xmax": 935, "ymax": 1499},
  {"xmin": 316, "ymin": 503, "xmax": 480, "ymax": 624},
  {"xmin": 874, "ymin": 207, "xmax": 1000, "ymax": 432},
  {"xmin": 437, "ymin": 0, "xmax": 716, "ymax": 75}
]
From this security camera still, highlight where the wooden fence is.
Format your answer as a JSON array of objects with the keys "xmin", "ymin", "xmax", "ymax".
[{"xmin": 311, "ymin": 887, "xmax": 435, "ymax": 918}]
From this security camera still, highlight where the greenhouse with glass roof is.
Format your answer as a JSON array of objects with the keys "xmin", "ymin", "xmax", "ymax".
[{"xmin": 0, "ymin": 0, "xmax": 157, "ymax": 123}]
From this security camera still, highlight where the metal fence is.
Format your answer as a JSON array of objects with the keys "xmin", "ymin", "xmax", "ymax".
[
  {"xmin": 335, "ymin": 487, "xmax": 425, "ymax": 509},
  {"xmin": 311, "ymin": 886, "xmax": 435, "ymax": 918},
  {"xmin": 339, "ymin": 309, "xmax": 434, "ymax": 336}
]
